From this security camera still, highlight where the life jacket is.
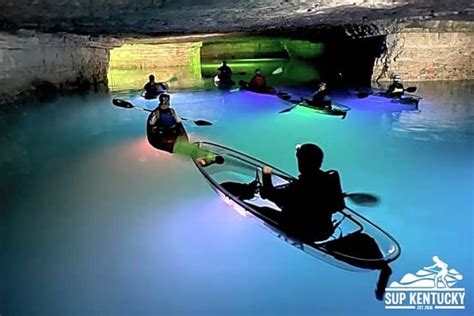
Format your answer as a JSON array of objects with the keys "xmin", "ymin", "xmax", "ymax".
[
  {"xmin": 388, "ymin": 82, "xmax": 404, "ymax": 95},
  {"xmin": 282, "ymin": 170, "xmax": 345, "ymax": 241},
  {"xmin": 157, "ymin": 108, "xmax": 177, "ymax": 128},
  {"xmin": 146, "ymin": 82, "xmax": 158, "ymax": 92},
  {"xmin": 250, "ymin": 75, "xmax": 266, "ymax": 89},
  {"xmin": 148, "ymin": 108, "xmax": 177, "ymax": 131}
]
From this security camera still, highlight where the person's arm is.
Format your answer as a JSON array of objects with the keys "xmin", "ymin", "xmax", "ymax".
[
  {"xmin": 142, "ymin": 83, "xmax": 148, "ymax": 96},
  {"xmin": 260, "ymin": 166, "xmax": 291, "ymax": 207},
  {"xmin": 424, "ymin": 263, "xmax": 437, "ymax": 270},
  {"xmin": 149, "ymin": 110, "xmax": 159, "ymax": 125},
  {"xmin": 170, "ymin": 108, "xmax": 182, "ymax": 124},
  {"xmin": 327, "ymin": 170, "xmax": 345, "ymax": 213}
]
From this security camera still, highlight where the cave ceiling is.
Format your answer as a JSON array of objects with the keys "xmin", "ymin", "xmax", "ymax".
[{"xmin": 0, "ymin": 0, "xmax": 473, "ymax": 37}]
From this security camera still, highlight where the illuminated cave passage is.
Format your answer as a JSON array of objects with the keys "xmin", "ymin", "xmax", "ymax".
[
  {"xmin": 106, "ymin": 25, "xmax": 470, "ymax": 93},
  {"xmin": 1, "ymin": 17, "xmax": 472, "ymax": 105}
]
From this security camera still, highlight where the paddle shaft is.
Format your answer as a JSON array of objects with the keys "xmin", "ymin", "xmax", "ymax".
[{"xmin": 112, "ymin": 99, "xmax": 211, "ymax": 125}]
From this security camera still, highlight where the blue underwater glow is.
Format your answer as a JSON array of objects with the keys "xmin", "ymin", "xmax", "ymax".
[{"xmin": 1, "ymin": 81, "xmax": 473, "ymax": 315}]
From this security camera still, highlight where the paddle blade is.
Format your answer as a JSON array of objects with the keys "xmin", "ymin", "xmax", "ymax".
[
  {"xmin": 405, "ymin": 86, "xmax": 417, "ymax": 93},
  {"xmin": 194, "ymin": 120, "xmax": 213, "ymax": 126},
  {"xmin": 167, "ymin": 76, "xmax": 178, "ymax": 83},
  {"xmin": 272, "ymin": 66, "xmax": 283, "ymax": 75},
  {"xmin": 279, "ymin": 106, "xmax": 297, "ymax": 114},
  {"xmin": 112, "ymin": 99, "xmax": 134, "ymax": 109},
  {"xmin": 345, "ymin": 193, "xmax": 380, "ymax": 207}
]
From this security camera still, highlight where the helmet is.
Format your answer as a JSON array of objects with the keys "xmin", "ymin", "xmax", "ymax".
[{"xmin": 393, "ymin": 75, "xmax": 401, "ymax": 82}]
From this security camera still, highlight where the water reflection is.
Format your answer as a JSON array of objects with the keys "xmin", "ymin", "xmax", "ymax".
[{"xmin": 385, "ymin": 82, "xmax": 474, "ymax": 142}]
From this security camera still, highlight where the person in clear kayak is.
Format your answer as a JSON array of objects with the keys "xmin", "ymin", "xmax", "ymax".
[
  {"xmin": 217, "ymin": 61, "xmax": 234, "ymax": 85},
  {"xmin": 258, "ymin": 143, "xmax": 345, "ymax": 241},
  {"xmin": 142, "ymin": 74, "xmax": 168, "ymax": 100},
  {"xmin": 146, "ymin": 93, "xmax": 186, "ymax": 152},
  {"xmin": 385, "ymin": 75, "xmax": 405, "ymax": 98},
  {"xmin": 304, "ymin": 82, "xmax": 332, "ymax": 109},
  {"xmin": 221, "ymin": 143, "xmax": 345, "ymax": 241}
]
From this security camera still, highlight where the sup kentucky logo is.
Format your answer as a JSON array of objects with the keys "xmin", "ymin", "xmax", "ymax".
[{"xmin": 385, "ymin": 256, "xmax": 465, "ymax": 311}]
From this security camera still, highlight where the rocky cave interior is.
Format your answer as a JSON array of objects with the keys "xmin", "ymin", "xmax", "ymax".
[{"xmin": 0, "ymin": 0, "xmax": 472, "ymax": 105}]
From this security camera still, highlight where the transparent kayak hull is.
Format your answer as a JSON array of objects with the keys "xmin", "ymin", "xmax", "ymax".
[{"xmin": 193, "ymin": 142, "xmax": 401, "ymax": 271}]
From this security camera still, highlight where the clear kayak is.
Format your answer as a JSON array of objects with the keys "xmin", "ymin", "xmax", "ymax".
[{"xmin": 193, "ymin": 142, "xmax": 401, "ymax": 271}]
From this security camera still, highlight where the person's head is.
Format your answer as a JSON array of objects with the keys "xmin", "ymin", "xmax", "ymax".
[
  {"xmin": 255, "ymin": 69, "xmax": 261, "ymax": 75},
  {"xmin": 159, "ymin": 93, "xmax": 170, "ymax": 108},
  {"xmin": 318, "ymin": 82, "xmax": 327, "ymax": 91},
  {"xmin": 222, "ymin": 60, "xmax": 227, "ymax": 66},
  {"xmin": 393, "ymin": 75, "xmax": 401, "ymax": 82},
  {"xmin": 296, "ymin": 143, "xmax": 324, "ymax": 174},
  {"xmin": 149, "ymin": 74, "xmax": 155, "ymax": 82}
]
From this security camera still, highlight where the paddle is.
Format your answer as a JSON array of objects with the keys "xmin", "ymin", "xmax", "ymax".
[
  {"xmin": 272, "ymin": 66, "xmax": 284, "ymax": 75},
  {"xmin": 357, "ymin": 86, "xmax": 417, "ymax": 99},
  {"xmin": 112, "ymin": 99, "xmax": 213, "ymax": 126},
  {"xmin": 344, "ymin": 193, "xmax": 380, "ymax": 207},
  {"xmin": 279, "ymin": 105, "xmax": 297, "ymax": 114},
  {"xmin": 277, "ymin": 94, "xmax": 302, "ymax": 113}
]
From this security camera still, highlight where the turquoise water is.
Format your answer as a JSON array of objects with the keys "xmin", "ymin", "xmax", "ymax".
[{"xmin": 1, "ymin": 81, "xmax": 473, "ymax": 315}]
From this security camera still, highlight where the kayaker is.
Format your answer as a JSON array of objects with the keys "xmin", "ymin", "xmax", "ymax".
[
  {"xmin": 385, "ymin": 75, "xmax": 405, "ymax": 98},
  {"xmin": 305, "ymin": 82, "xmax": 332, "ymax": 108},
  {"xmin": 217, "ymin": 61, "xmax": 233, "ymax": 84},
  {"xmin": 260, "ymin": 143, "xmax": 345, "ymax": 241},
  {"xmin": 147, "ymin": 93, "xmax": 185, "ymax": 151},
  {"xmin": 425, "ymin": 256, "xmax": 449, "ymax": 288},
  {"xmin": 248, "ymin": 69, "xmax": 268, "ymax": 91},
  {"xmin": 143, "ymin": 74, "xmax": 167, "ymax": 99}
]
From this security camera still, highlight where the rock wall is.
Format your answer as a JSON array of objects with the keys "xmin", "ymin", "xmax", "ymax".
[
  {"xmin": 108, "ymin": 42, "xmax": 203, "ymax": 91},
  {"xmin": 201, "ymin": 39, "xmax": 287, "ymax": 61},
  {"xmin": 372, "ymin": 21, "xmax": 474, "ymax": 82},
  {"xmin": 0, "ymin": 30, "xmax": 118, "ymax": 105}
]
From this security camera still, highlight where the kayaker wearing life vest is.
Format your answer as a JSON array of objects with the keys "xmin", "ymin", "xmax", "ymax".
[
  {"xmin": 142, "ymin": 74, "xmax": 167, "ymax": 99},
  {"xmin": 248, "ymin": 69, "xmax": 267, "ymax": 91},
  {"xmin": 147, "ymin": 94, "xmax": 185, "ymax": 152},
  {"xmin": 260, "ymin": 143, "xmax": 345, "ymax": 241},
  {"xmin": 305, "ymin": 82, "xmax": 332, "ymax": 109},
  {"xmin": 385, "ymin": 75, "xmax": 405, "ymax": 98}
]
